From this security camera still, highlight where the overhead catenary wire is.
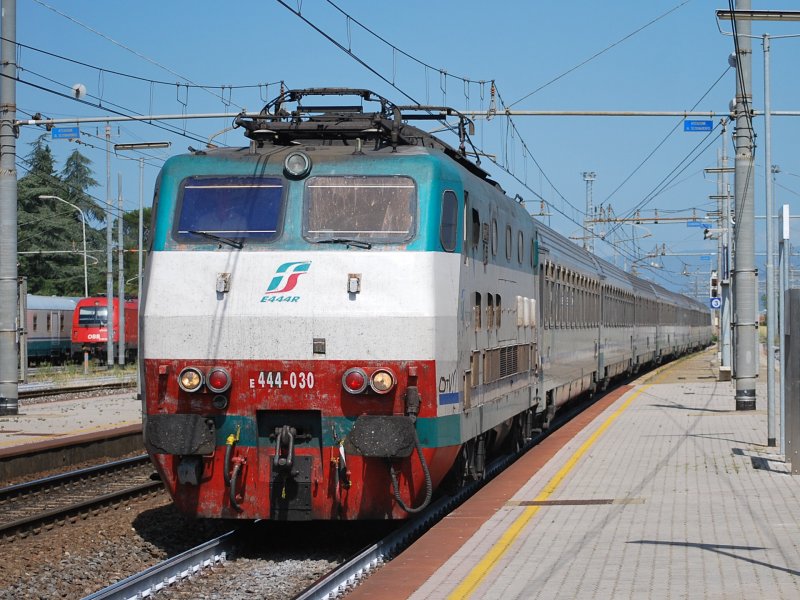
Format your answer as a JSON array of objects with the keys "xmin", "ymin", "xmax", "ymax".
[
  {"xmin": 3, "ymin": 36, "xmax": 286, "ymax": 97},
  {"xmin": 509, "ymin": 0, "xmax": 694, "ymax": 108},
  {"xmin": 28, "ymin": 0, "xmax": 251, "ymax": 111}
]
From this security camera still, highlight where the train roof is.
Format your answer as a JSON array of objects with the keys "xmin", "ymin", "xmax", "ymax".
[
  {"xmin": 26, "ymin": 295, "xmax": 78, "ymax": 310},
  {"xmin": 232, "ymin": 87, "xmax": 493, "ymax": 182}
]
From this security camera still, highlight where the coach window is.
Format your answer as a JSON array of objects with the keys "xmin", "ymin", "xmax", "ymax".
[
  {"xmin": 487, "ymin": 294, "xmax": 494, "ymax": 328},
  {"xmin": 474, "ymin": 292, "xmax": 482, "ymax": 330},
  {"xmin": 440, "ymin": 190, "xmax": 458, "ymax": 252}
]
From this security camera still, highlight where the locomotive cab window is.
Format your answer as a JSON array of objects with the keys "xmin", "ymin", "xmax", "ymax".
[
  {"xmin": 78, "ymin": 305, "xmax": 107, "ymax": 327},
  {"xmin": 440, "ymin": 190, "xmax": 459, "ymax": 252},
  {"xmin": 174, "ymin": 176, "xmax": 285, "ymax": 245},
  {"xmin": 304, "ymin": 175, "xmax": 416, "ymax": 244}
]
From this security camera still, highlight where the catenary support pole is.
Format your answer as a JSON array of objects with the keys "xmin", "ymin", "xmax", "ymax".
[
  {"xmin": 780, "ymin": 205, "xmax": 789, "ymax": 456},
  {"xmin": 764, "ymin": 34, "xmax": 776, "ymax": 443},
  {"xmin": 733, "ymin": 0, "xmax": 758, "ymax": 411},
  {"xmin": 0, "ymin": 0, "xmax": 18, "ymax": 415},
  {"xmin": 105, "ymin": 125, "xmax": 115, "ymax": 367},
  {"xmin": 118, "ymin": 173, "xmax": 125, "ymax": 367}
]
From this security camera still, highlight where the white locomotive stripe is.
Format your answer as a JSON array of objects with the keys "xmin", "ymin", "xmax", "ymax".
[{"xmin": 142, "ymin": 251, "xmax": 462, "ymax": 362}]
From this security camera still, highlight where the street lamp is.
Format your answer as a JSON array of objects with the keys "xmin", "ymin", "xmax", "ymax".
[
  {"xmin": 38, "ymin": 195, "xmax": 88, "ymax": 297},
  {"xmin": 113, "ymin": 141, "xmax": 170, "ymax": 394},
  {"xmin": 113, "ymin": 142, "xmax": 170, "ymax": 304}
]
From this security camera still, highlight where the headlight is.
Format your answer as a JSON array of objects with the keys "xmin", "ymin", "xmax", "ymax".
[
  {"xmin": 284, "ymin": 151, "xmax": 312, "ymax": 179},
  {"xmin": 370, "ymin": 369, "xmax": 396, "ymax": 394},
  {"xmin": 178, "ymin": 367, "xmax": 204, "ymax": 392},
  {"xmin": 207, "ymin": 367, "xmax": 232, "ymax": 393}
]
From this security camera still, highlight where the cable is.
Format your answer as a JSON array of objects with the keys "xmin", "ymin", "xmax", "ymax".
[
  {"xmin": 5, "ymin": 36, "xmax": 284, "ymax": 94},
  {"xmin": 324, "ymin": 0, "xmax": 487, "ymax": 87},
  {"xmin": 8, "ymin": 73, "xmax": 215, "ymax": 147},
  {"xmin": 29, "ymin": 0, "xmax": 248, "ymax": 111},
  {"xmin": 509, "ymin": 0, "xmax": 694, "ymax": 108},
  {"xmin": 605, "ymin": 124, "xmax": 723, "ymax": 239}
]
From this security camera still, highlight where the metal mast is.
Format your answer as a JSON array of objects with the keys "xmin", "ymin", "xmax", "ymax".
[{"xmin": 582, "ymin": 172, "xmax": 596, "ymax": 253}]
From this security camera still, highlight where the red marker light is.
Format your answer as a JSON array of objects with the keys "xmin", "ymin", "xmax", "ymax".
[
  {"xmin": 342, "ymin": 367, "xmax": 368, "ymax": 394},
  {"xmin": 207, "ymin": 367, "xmax": 231, "ymax": 393}
]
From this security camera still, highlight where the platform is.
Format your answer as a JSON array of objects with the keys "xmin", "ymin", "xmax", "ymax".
[
  {"xmin": 0, "ymin": 391, "xmax": 141, "ymax": 453},
  {"xmin": 350, "ymin": 348, "xmax": 799, "ymax": 599}
]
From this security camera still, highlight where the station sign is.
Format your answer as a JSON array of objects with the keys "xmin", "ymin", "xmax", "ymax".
[
  {"xmin": 51, "ymin": 126, "xmax": 80, "ymax": 140},
  {"xmin": 684, "ymin": 120, "xmax": 713, "ymax": 132}
]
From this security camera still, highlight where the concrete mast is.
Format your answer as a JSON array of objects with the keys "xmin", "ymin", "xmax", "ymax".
[
  {"xmin": 732, "ymin": 0, "xmax": 757, "ymax": 410},
  {"xmin": 0, "ymin": 0, "xmax": 18, "ymax": 415}
]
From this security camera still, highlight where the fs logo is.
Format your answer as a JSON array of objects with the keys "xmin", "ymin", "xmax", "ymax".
[{"xmin": 260, "ymin": 261, "xmax": 310, "ymax": 303}]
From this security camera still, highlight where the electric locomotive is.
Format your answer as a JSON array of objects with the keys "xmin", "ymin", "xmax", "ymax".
[
  {"xmin": 71, "ymin": 296, "xmax": 139, "ymax": 361},
  {"xmin": 142, "ymin": 88, "xmax": 711, "ymax": 521}
]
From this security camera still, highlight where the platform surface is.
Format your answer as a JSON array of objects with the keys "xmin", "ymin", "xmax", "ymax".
[
  {"xmin": 0, "ymin": 391, "xmax": 141, "ymax": 452},
  {"xmin": 351, "ymin": 347, "xmax": 798, "ymax": 600}
]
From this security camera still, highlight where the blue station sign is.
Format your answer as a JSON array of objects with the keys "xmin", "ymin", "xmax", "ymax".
[
  {"xmin": 684, "ymin": 120, "xmax": 713, "ymax": 132},
  {"xmin": 51, "ymin": 126, "xmax": 80, "ymax": 140}
]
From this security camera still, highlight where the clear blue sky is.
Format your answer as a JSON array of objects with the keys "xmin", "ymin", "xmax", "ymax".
[{"xmin": 14, "ymin": 0, "xmax": 800, "ymax": 296}]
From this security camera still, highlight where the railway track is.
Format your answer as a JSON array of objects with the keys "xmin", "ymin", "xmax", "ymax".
[
  {"xmin": 18, "ymin": 377, "xmax": 136, "ymax": 400},
  {"xmin": 0, "ymin": 455, "xmax": 161, "ymax": 539},
  {"xmin": 82, "ymin": 385, "xmax": 607, "ymax": 600}
]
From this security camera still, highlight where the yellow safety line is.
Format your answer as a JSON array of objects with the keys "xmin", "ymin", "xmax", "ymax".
[{"xmin": 447, "ymin": 363, "xmax": 677, "ymax": 600}]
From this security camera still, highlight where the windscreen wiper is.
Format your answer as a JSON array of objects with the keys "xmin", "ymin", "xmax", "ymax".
[
  {"xmin": 187, "ymin": 230, "xmax": 243, "ymax": 249},
  {"xmin": 315, "ymin": 238, "xmax": 372, "ymax": 250}
]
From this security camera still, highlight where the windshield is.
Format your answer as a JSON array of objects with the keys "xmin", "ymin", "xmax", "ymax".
[
  {"xmin": 303, "ymin": 175, "xmax": 416, "ymax": 244},
  {"xmin": 175, "ymin": 176, "xmax": 284, "ymax": 243},
  {"xmin": 79, "ymin": 306, "xmax": 107, "ymax": 326}
]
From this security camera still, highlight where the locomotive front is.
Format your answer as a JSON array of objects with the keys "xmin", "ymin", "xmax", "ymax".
[{"xmin": 141, "ymin": 106, "xmax": 467, "ymax": 519}]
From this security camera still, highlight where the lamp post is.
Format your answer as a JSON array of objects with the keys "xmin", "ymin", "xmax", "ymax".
[
  {"xmin": 113, "ymin": 142, "xmax": 170, "ymax": 395},
  {"xmin": 113, "ymin": 142, "xmax": 170, "ymax": 303},
  {"xmin": 38, "ymin": 195, "xmax": 88, "ymax": 297}
]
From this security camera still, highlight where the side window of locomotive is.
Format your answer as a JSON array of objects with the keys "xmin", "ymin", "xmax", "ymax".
[
  {"xmin": 517, "ymin": 231, "xmax": 524, "ymax": 264},
  {"xmin": 304, "ymin": 175, "xmax": 416, "ymax": 244},
  {"xmin": 440, "ymin": 190, "xmax": 458, "ymax": 252},
  {"xmin": 505, "ymin": 225, "xmax": 512, "ymax": 261},
  {"xmin": 491, "ymin": 217, "xmax": 498, "ymax": 256},
  {"xmin": 471, "ymin": 208, "xmax": 480, "ymax": 248},
  {"xmin": 174, "ymin": 176, "xmax": 285, "ymax": 244}
]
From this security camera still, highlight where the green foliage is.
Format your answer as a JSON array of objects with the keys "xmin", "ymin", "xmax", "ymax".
[{"xmin": 17, "ymin": 137, "xmax": 147, "ymax": 298}]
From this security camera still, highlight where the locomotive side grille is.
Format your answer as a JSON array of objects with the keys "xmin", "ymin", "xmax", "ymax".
[{"xmin": 483, "ymin": 343, "xmax": 531, "ymax": 385}]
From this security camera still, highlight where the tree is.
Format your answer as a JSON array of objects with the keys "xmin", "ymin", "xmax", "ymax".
[
  {"xmin": 61, "ymin": 149, "xmax": 102, "ymax": 221},
  {"xmin": 17, "ymin": 137, "xmax": 105, "ymax": 297}
]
